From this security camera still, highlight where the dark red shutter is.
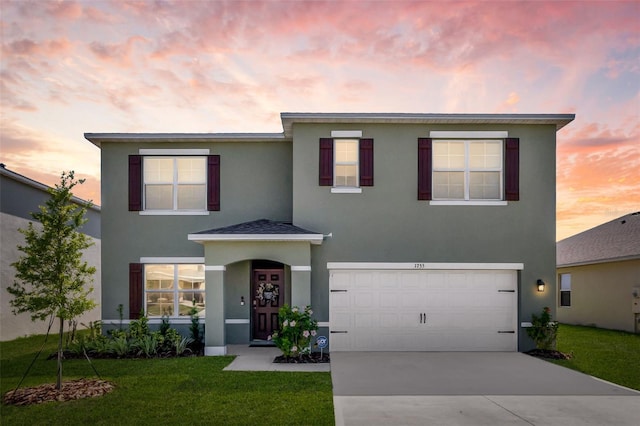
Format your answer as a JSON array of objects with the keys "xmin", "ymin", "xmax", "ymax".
[
  {"xmin": 359, "ymin": 138, "xmax": 374, "ymax": 186},
  {"xmin": 128, "ymin": 155, "xmax": 142, "ymax": 211},
  {"xmin": 319, "ymin": 138, "xmax": 334, "ymax": 186},
  {"xmin": 207, "ymin": 155, "xmax": 220, "ymax": 211},
  {"xmin": 129, "ymin": 263, "xmax": 143, "ymax": 319},
  {"xmin": 505, "ymin": 138, "xmax": 520, "ymax": 201},
  {"xmin": 417, "ymin": 138, "xmax": 432, "ymax": 200}
]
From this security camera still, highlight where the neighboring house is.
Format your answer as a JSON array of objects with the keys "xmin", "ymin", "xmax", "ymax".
[
  {"xmin": 85, "ymin": 112, "xmax": 574, "ymax": 354},
  {"xmin": 0, "ymin": 164, "xmax": 101, "ymax": 341},
  {"xmin": 557, "ymin": 212, "xmax": 640, "ymax": 333}
]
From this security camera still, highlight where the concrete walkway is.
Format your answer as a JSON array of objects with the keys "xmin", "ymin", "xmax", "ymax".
[
  {"xmin": 223, "ymin": 344, "xmax": 330, "ymax": 372},
  {"xmin": 331, "ymin": 352, "xmax": 640, "ymax": 426}
]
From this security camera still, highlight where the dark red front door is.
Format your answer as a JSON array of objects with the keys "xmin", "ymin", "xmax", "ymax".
[{"xmin": 252, "ymin": 269, "xmax": 284, "ymax": 340}]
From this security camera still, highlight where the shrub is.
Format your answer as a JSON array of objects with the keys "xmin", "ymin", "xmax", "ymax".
[
  {"xmin": 110, "ymin": 335, "xmax": 131, "ymax": 357},
  {"xmin": 188, "ymin": 303, "xmax": 204, "ymax": 354},
  {"xmin": 136, "ymin": 334, "xmax": 160, "ymax": 358},
  {"xmin": 270, "ymin": 305, "xmax": 318, "ymax": 358},
  {"xmin": 527, "ymin": 307, "xmax": 559, "ymax": 350}
]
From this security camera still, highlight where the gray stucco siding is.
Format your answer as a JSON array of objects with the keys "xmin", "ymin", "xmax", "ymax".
[
  {"xmin": 291, "ymin": 123, "xmax": 558, "ymax": 350},
  {"xmin": 100, "ymin": 140, "xmax": 293, "ymax": 319}
]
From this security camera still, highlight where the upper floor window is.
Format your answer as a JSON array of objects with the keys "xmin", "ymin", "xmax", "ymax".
[
  {"xmin": 334, "ymin": 139, "xmax": 359, "ymax": 187},
  {"xmin": 129, "ymin": 152, "xmax": 220, "ymax": 213},
  {"xmin": 418, "ymin": 135, "xmax": 519, "ymax": 203},
  {"xmin": 432, "ymin": 140, "xmax": 503, "ymax": 200},
  {"xmin": 319, "ymin": 133, "xmax": 373, "ymax": 192},
  {"xmin": 144, "ymin": 157, "xmax": 206, "ymax": 211}
]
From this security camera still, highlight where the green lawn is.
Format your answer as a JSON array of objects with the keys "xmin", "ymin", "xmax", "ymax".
[
  {"xmin": 1, "ymin": 334, "xmax": 335, "ymax": 425},
  {"xmin": 553, "ymin": 324, "xmax": 640, "ymax": 391}
]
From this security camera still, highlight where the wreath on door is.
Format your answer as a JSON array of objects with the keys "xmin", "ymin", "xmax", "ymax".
[{"xmin": 256, "ymin": 282, "xmax": 279, "ymax": 302}]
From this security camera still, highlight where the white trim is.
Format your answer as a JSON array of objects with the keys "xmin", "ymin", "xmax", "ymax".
[
  {"xmin": 429, "ymin": 131, "xmax": 508, "ymax": 139},
  {"xmin": 331, "ymin": 187, "xmax": 362, "ymax": 194},
  {"xmin": 327, "ymin": 262, "xmax": 524, "ymax": 270},
  {"xmin": 205, "ymin": 346, "xmax": 227, "ymax": 356},
  {"xmin": 291, "ymin": 266, "xmax": 312, "ymax": 272},
  {"xmin": 429, "ymin": 201, "xmax": 508, "ymax": 206},
  {"xmin": 331, "ymin": 130, "xmax": 363, "ymax": 138},
  {"xmin": 317, "ymin": 321, "xmax": 330, "ymax": 328},
  {"xmin": 140, "ymin": 257, "xmax": 205, "ymax": 264},
  {"xmin": 205, "ymin": 265, "xmax": 226, "ymax": 271},
  {"xmin": 139, "ymin": 148, "xmax": 210, "ymax": 155},
  {"xmin": 225, "ymin": 319, "xmax": 250, "ymax": 324},
  {"xmin": 140, "ymin": 210, "xmax": 210, "ymax": 216},
  {"xmin": 189, "ymin": 234, "xmax": 324, "ymax": 245}
]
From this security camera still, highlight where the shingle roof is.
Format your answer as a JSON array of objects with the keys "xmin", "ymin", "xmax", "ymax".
[
  {"xmin": 188, "ymin": 219, "xmax": 324, "ymax": 245},
  {"xmin": 193, "ymin": 219, "xmax": 318, "ymax": 235},
  {"xmin": 557, "ymin": 212, "xmax": 640, "ymax": 267}
]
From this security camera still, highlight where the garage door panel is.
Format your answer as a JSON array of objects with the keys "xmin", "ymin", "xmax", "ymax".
[{"xmin": 330, "ymin": 268, "xmax": 518, "ymax": 351}]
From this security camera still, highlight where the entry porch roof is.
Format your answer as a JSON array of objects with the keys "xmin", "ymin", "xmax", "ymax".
[{"xmin": 188, "ymin": 219, "xmax": 324, "ymax": 245}]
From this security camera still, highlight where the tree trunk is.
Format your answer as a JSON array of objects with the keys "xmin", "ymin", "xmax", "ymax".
[{"xmin": 57, "ymin": 316, "xmax": 64, "ymax": 390}]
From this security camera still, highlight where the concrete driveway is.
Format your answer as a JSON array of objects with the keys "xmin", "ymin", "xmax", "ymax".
[{"xmin": 331, "ymin": 352, "xmax": 640, "ymax": 426}]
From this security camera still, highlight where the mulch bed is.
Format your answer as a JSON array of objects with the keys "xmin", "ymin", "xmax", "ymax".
[
  {"xmin": 3, "ymin": 379, "xmax": 115, "ymax": 406},
  {"xmin": 525, "ymin": 349, "xmax": 573, "ymax": 360},
  {"xmin": 274, "ymin": 353, "xmax": 330, "ymax": 363}
]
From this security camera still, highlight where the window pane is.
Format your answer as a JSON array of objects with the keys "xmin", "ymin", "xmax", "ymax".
[
  {"xmin": 177, "ymin": 184, "xmax": 206, "ymax": 210},
  {"xmin": 178, "ymin": 292, "xmax": 205, "ymax": 315},
  {"xmin": 470, "ymin": 141, "xmax": 502, "ymax": 168},
  {"xmin": 335, "ymin": 165, "xmax": 358, "ymax": 187},
  {"xmin": 178, "ymin": 265, "xmax": 205, "ymax": 287},
  {"xmin": 335, "ymin": 140, "xmax": 358, "ymax": 162},
  {"xmin": 146, "ymin": 292, "xmax": 174, "ymax": 317},
  {"xmin": 433, "ymin": 141, "xmax": 464, "ymax": 168},
  {"xmin": 144, "ymin": 158, "xmax": 174, "ymax": 183},
  {"xmin": 469, "ymin": 172, "xmax": 500, "ymax": 199},
  {"xmin": 145, "ymin": 185, "xmax": 173, "ymax": 210},
  {"xmin": 560, "ymin": 274, "xmax": 572, "ymax": 290},
  {"xmin": 145, "ymin": 265, "xmax": 174, "ymax": 290},
  {"xmin": 177, "ymin": 157, "xmax": 206, "ymax": 183},
  {"xmin": 433, "ymin": 171, "xmax": 464, "ymax": 199}
]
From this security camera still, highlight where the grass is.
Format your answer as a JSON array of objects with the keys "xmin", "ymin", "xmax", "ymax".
[
  {"xmin": 553, "ymin": 324, "xmax": 640, "ymax": 391},
  {"xmin": 1, "ymin": 334, "xmax": 335, "ymax": 425}
]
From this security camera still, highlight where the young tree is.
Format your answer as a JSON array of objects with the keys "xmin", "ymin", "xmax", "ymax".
[{"xmin": 8, "ymin": 171, "xmax": 96, "ymax": 390}]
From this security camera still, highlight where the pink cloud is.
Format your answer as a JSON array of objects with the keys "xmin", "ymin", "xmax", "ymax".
[{"xmin": 89, "ymin": 36, "xmax": 148, "ymax": 68}]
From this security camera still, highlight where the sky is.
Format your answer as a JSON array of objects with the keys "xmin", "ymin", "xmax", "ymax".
[{"xmin": 1, "ymin": 0, "xmax": 638, "ymax": 241}]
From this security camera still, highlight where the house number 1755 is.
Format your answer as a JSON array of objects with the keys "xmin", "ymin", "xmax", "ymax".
[{"xmin": 414, "ymin": 263, "xmax": 425, "ymax": 269}]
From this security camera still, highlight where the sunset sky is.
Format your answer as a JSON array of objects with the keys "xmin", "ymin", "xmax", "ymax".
[{"xmin": 1, "ymin": 0, "xmax": 638, "ymax": 240}]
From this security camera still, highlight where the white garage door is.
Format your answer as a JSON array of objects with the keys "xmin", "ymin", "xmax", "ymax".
[{"xmin": 329, "ymin": 267, "xmax": 518, "ymax": 351}]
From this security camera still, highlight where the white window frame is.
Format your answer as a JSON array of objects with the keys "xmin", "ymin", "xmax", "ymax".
[
  {"xmin": 142, "ymin": 155, "xmax": 207, "ymax": 213},
  {"xmin": 333, "ymin": 138, "xmax": 360, "ymax": 190},
  {"xmin": 432, "ymin": 139, "xmax": 504, "ymax": 203},
  {"xmin": 330, "ymin": 131, "xmax": 363, "ymax": 194},
  {"xmin": 143, "ymin": 260, "xmax": 206, "ymax": 318},
  {"xmin": 428, "ymin": 131, "xmax": 508, "ymax": 206},
  {"xmin": 559, "ymin": 273, "xmax": 572, "ymax": 307}
]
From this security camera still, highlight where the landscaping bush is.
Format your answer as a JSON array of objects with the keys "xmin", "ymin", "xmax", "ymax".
[
  {"xmin": 526, "ymin": 306, "xmax": 559, "ymax": 350},
  {"xmin": 66, "ymin": 309, "xmax": 200, "ymax": 359},
  {"xmin": 270, "ymin": 305, "xmax": 318, "ymax": 358}
]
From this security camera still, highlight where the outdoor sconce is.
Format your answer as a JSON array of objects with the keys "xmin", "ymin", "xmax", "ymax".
[
  {"xmin": 240, "ymin": 296, "xmax": 245, "ymax": 306},
  {"xmin": 537, "ymin": 279, "xmax": 546, "ymax": 292}
]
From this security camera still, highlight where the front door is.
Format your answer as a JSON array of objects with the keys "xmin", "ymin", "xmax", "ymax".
[{"xmin": 252, "ymin": 269, "xmax": 284, "ymax": 340}]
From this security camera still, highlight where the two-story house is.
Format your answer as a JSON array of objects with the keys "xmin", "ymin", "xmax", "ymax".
[{"xmin": 85, "ymin": 112, "xmax": 574, "ymax": 355}]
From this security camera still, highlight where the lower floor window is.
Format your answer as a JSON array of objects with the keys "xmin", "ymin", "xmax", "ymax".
[
  {"xmin": 559, "ymin": 273, "xmax": 571, "ymax": 307},
  {"xmin": 145, "ymin": 264, "xmax": 205, "ymax": 317}
]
